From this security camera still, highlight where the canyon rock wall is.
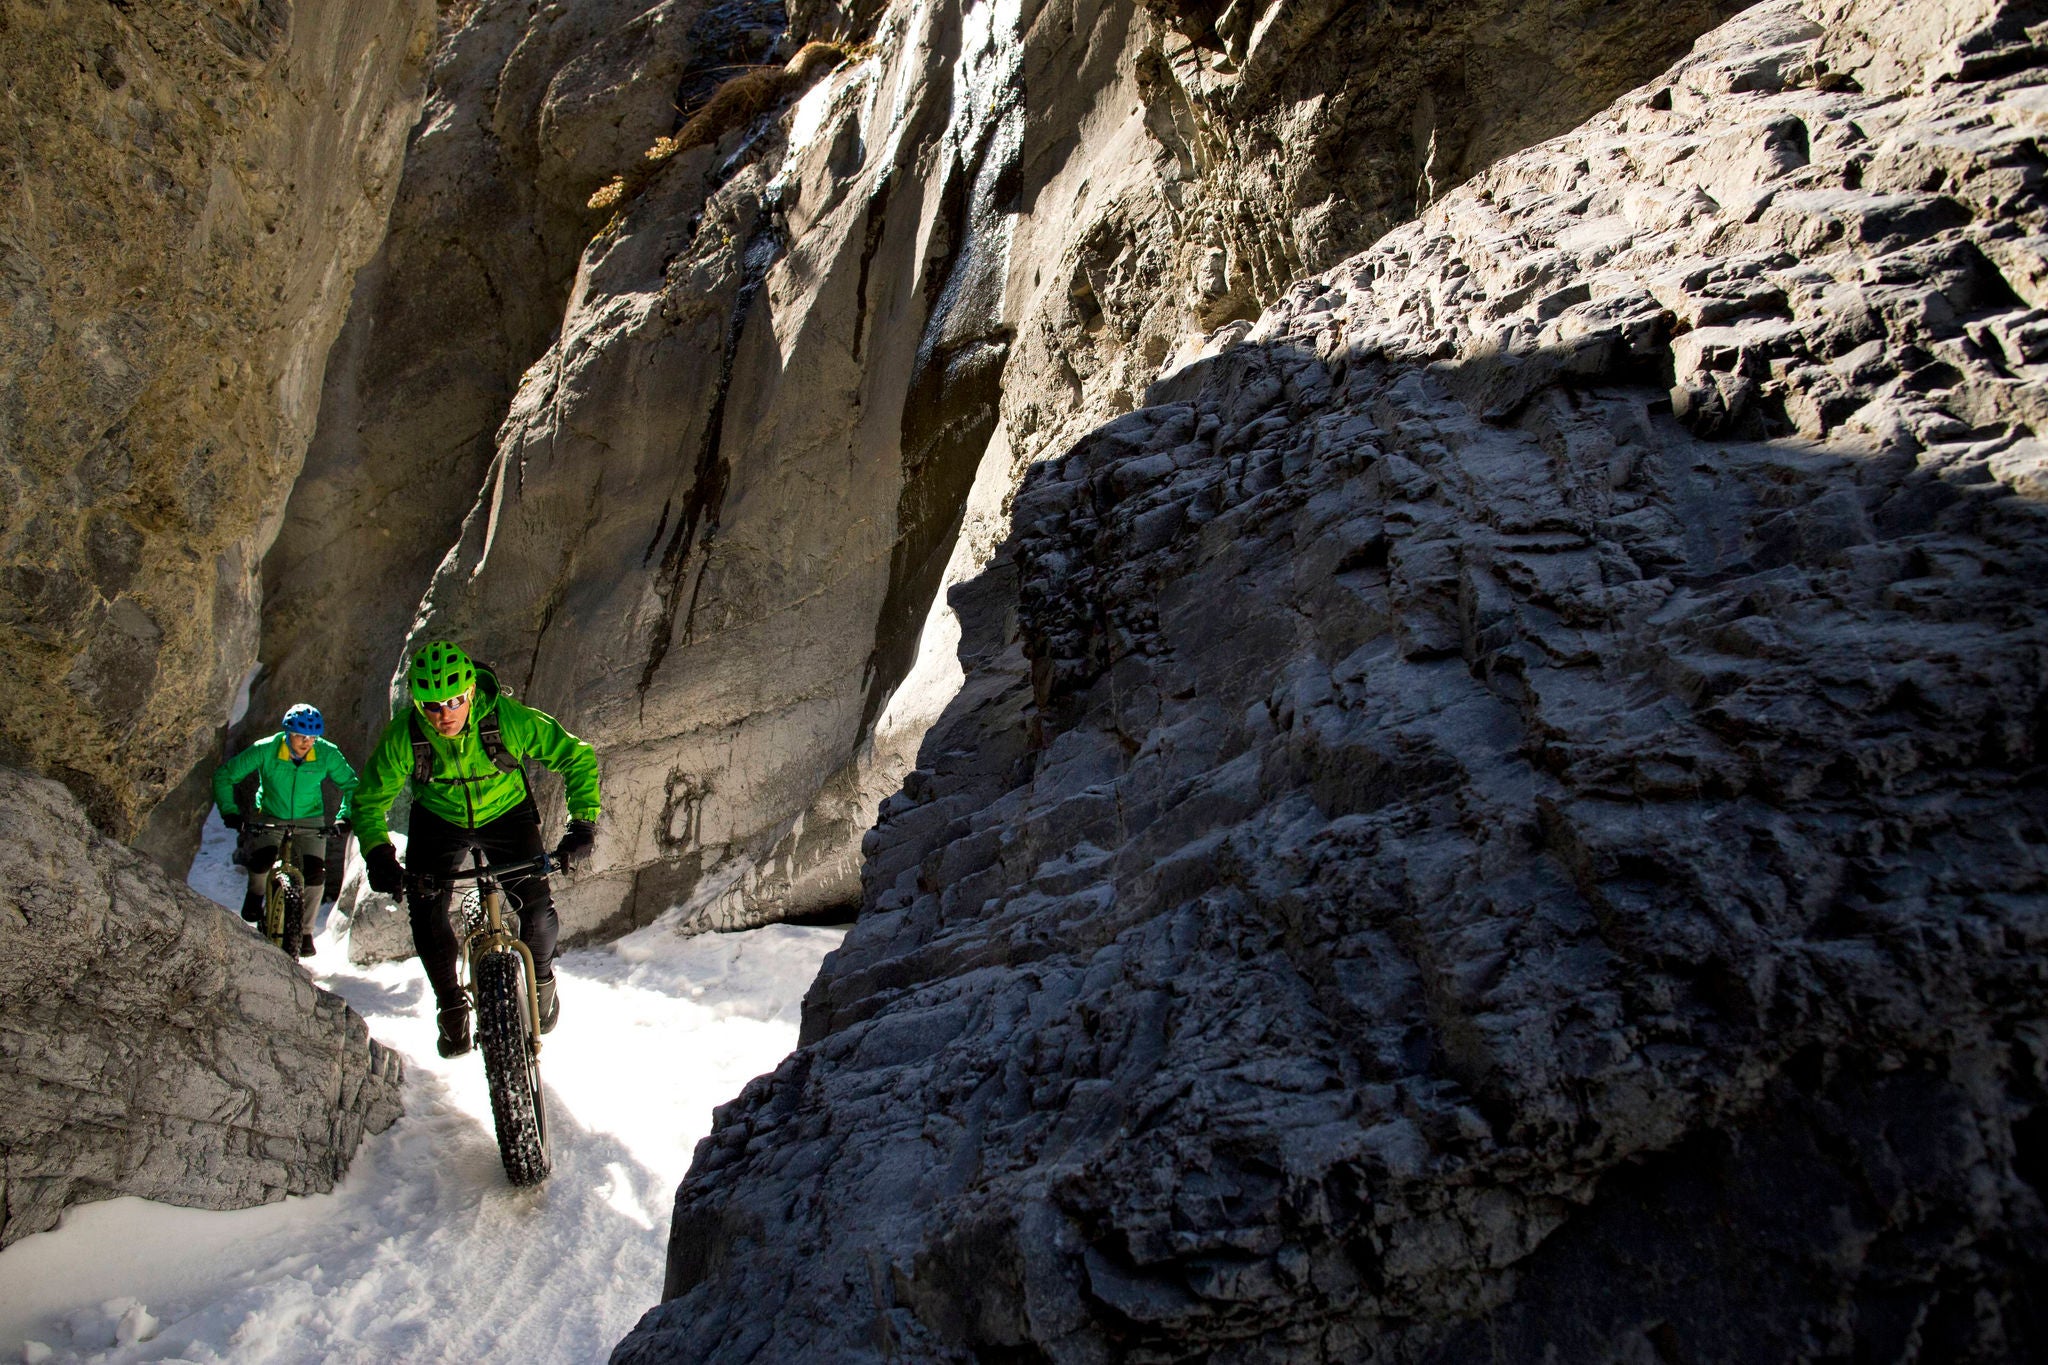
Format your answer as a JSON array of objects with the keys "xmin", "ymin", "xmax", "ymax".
[
  {"xmin": 0, "ymin": 767, "xmax": 404, "ymax": 1249},
  {"xmin": 252, "ymin": 0, "xmax": 788, "ymax": 768},
  {"xmin": 0, "ymin": 0, "xmax": 434, "ymax": 844},
  {"xmin": 615, "ymin": 0, "xmax": 2048, "ymax": 1358},
  {"xmin": 323, "ymin": 0, "xmax": 1735, "ymax": 945}
]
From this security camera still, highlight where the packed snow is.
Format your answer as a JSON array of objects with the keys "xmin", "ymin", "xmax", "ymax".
[{"xmin": 0, "ymin": 813, "xmax": 843, "ymax": 1364}]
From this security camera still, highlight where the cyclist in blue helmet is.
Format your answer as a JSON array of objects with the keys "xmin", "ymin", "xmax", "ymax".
[{"xmin": 213, "ymin": 703, "xmax": 359, "ymax": 955}]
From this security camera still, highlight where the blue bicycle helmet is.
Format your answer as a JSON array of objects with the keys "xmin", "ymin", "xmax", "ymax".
[{"xmin": 282, "ymin": 703, "xmax": 325, "ymax": 737}]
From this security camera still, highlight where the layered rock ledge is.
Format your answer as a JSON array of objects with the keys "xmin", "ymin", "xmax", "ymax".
[
  {"xmin": 0, "ymin": 768, "xmax": 404, "ymax": 1248},
  {"xmin": 617, "ymin": 0, "xmax": 2048, "ymax": 1358}
]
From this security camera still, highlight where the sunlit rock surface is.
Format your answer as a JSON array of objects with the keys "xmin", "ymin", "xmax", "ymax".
[
  {"xmin": 333, "ymin": 0, "xmax": 1737, "ymax": 945},
  {"xmin": 617, "ymin": 1, "xmax": 2048, "ymax": 1358},
  {"xmin": 252, "ymin": 0, "xmax": 786, "ymax": 769},
  {"xmin": 0, "ymin": 0, "xmax": 433, "ymax": 845},
  {"xmin": 0, "ymin": 768, "xmax": 403, "ymax": 1249}
]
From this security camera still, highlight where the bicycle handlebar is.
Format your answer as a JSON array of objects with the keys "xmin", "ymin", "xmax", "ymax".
[
  {"xmin": 241, "ymin": 818, "xmax": 343, "ymax": 836},
  {"xmin": 412, "ymin": 853, "xmax": 558, "ymax": 886}
]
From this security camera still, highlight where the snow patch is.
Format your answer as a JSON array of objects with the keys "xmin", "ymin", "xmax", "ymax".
[
  {"xmin": 229, "ymin": 666, "xmax": 259, "ymax": 727},
  {"xmin": 2, "ymin": 849, "xmax": 842, "ymax": 1363}
]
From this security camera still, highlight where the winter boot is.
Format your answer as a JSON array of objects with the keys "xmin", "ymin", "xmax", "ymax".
[
  {"xmin": 240, "ymin": 892, "xmax": 264, "ymax": 925},
  {"xmin": 537, "ymin": 975, "xmax": 559, "ymax": 1035},
  {"xmin": 436, "ymin": 1003, "xmax": 472, "ymax": 1058},
  {"xmin": 298, "ymin": 933, "xmax": 317, "ymax": 957}
]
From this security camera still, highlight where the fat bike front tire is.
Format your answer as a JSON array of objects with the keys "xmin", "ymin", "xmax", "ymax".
[{"xmin": 475, "ymin": 949, "xmax": 551, "ymax": 1186}]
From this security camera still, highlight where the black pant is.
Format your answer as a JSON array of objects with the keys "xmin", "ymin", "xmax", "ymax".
[{"xmin": 405, "ymin": 802, "xmax": 558, "ymax": 1009}]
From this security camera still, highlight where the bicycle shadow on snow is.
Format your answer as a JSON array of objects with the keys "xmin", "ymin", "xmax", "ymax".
[{"xmin": 313, "ymin": 968, "xmax": 426, "ymax": 1020}]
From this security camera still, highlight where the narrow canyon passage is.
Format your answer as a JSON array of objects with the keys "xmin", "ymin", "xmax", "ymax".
[
  {"xmin": 0, "ymin": 815, "xmax": 843, "ymax": 1365},
  {"xmin": 5, "ymin": 0, "xmax": 2046, "ymax": 1357}
]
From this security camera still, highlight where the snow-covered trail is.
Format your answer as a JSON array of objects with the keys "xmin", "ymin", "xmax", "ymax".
[{"xmin": 0, "ymin": 814, "xmax": 843, "ymax": 1364}]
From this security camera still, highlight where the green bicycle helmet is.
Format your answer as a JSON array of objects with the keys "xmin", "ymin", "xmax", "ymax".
[{"xmin": 408, "ymin": 641, "xmax": 477, "ymax": 704}]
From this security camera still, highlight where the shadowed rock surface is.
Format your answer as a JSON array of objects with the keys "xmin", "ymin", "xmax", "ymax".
[
  {"xmin": 0, "ymin": 767, "xmax": 404, "ymax": 1249},
  {"xmin": 615, "ymin": 1, "xmax": 2048, "ymax": 1358},
  {"xmin": 0, "ymin": 0, "xmax": 433, "ymax": 845},
  {"xmin": 325, "ymin": 0, "xmax": 1739, "ymax": 946}
]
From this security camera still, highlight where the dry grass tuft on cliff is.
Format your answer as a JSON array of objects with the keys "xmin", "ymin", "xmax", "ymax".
[{"xmin": 587, "ymin": 42, "xmax": 860, "ymax": 213}]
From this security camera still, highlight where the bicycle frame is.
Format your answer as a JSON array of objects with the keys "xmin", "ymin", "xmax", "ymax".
[
  {"xmin": 432, "ymin": 856, "xmax": 551, "ymax": 1054},
  {"xmin": 243, "ymin": 817, "xmax": 331, "ymax": 951}
]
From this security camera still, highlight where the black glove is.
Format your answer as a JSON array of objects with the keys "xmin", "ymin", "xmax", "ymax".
[
  {"xmin": 365, "ymin": 842, "xmax": 405, "ymax": 896},
  {"xmin": 552, "ymin": 818, "xmax": 597, "ymax": 874},
  {"xmin": 221, "ymin": 811, "xmax": 243, "ymax": 831}
]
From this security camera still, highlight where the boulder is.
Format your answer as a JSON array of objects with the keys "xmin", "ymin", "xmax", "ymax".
[
  {"xmin": 0, "ymin": 767, "xmax": 404, "ymax": 1249},
  {"xmin": 0, "ymin": 0, "xmax": 435, "ymax": 842},
  {"xmin": 615, "ymin": 1, "xmax": 2048, "ymax": 1358},
  {"xmin": 338, "ymin": 840, "xmax": 417, "ymax": 967}
]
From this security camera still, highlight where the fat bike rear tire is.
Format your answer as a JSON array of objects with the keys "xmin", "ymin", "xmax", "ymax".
[
  {"xmin": 264, "ymin": 877, "xmax": 301, "ymax": 955},
  {"xmin": 475, "ymin": 949, "xmax": 551, "ymax": 1186},
  {"xmin": 279, "ymin": 878, "xmax": 304, "ymax": 957}
]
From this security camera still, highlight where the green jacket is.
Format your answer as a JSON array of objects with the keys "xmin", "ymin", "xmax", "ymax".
[
  {"xmin": 213, "ymin": 734, "xmax": 358, "ymax": 823},
  {"xmin": 351, "ymin": 666, "xmax": 601, "ymax": 850}
]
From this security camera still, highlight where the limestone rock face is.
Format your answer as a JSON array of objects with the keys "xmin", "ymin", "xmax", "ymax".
[
  {"xmin": 0, "ymin": 767, "xmax": 404, "ymax": 1249},
  {"xmin": 615, "ymin": 1, "xmax": 2048, "ymax": 1358},
  {"xmin": 365, "ymin": 0, "xmax": 1736, "ymax": 946},
  {"xmin": 0, "ymin": 0, "xmax": 434, "ymax": 841},
  {"xmin": 252, "ymin": 0, "xmax": 786, "ymax": 767}
]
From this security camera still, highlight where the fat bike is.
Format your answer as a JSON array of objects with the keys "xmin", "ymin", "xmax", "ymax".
[
  {"xmin": 242, "ymin": 818, "xmax": 335, "ymax": 957},
  {"xmin": 417, "ymin": 856, "xmax": 555, "ymax": 1186}
]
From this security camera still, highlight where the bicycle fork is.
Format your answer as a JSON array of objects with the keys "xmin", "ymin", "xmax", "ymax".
[
  {"xmin": 462, "ymin": 891, "xmax": 546, "ymax": 1053},
  {"xmin": 264, "ymin": 832, "xmax": 303, "ymax": 947}
]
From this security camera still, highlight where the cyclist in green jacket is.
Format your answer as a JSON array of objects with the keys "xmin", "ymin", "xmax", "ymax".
[
  {"xmin": 213, "ymin": 703, "xmax": 357, "ymax": 954},
  {"xmin": 354, "ymin": 642, "xmax": 601, "ymax": 1058}
]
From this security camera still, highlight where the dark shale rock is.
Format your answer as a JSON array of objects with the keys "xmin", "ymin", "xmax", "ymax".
[{"xmin": 616, "ymin": 0, "xmax": 2048, "ymax": 1358}]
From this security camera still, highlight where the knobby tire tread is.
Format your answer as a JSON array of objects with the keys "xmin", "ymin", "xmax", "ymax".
[
  {"xmin": 264, "ymin": 878, "xmax": 300, "ymax": 954},
  {"xmin": 280, "ymin": 879, "xmax": 303, "ymax": 957},
  {"xmin": 475, "ymin": 950, "xmax": 550, "ymax": 1186}
]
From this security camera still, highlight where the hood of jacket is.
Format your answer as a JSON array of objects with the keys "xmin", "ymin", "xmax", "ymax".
[{"xmin": 466, "ymin": 665, "xmax": 504, "ymax": 726}]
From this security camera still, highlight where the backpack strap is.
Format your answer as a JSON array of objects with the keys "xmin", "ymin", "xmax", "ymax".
[
  {"xmin": 408, "ymin": 705, "xmax": 533, "ymax": 801},
  {"xmin": 409, "ymin": 710, "xmax": 434, "ymax": 785},
  {"xmin": 477, "ymin": 711, "xmax": 523, "ymax": 775}
]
